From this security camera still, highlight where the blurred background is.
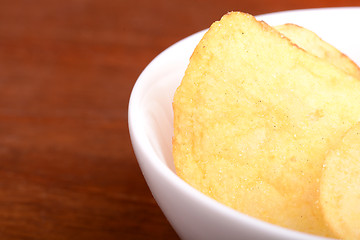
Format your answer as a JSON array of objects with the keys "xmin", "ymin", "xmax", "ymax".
[{"xmin": 0, "ymin": 0, "xmax": 359, "ymax": 239}]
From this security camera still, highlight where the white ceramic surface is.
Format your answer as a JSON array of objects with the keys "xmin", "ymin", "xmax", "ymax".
[{"xmin": 129, "ymin": 7, "xmax": 360, "ymax": 240}]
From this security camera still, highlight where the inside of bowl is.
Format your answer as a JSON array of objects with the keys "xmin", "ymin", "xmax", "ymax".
[
  {"xmin": 140, "ymin": 68, "xmax": 181, "ymax": 172},
  {"xmin": 138, "ymin": 32, "xmax": 204, "ymax": 172},
  {"xmin": 258, "ymin": 8, "xmax": 360, "ymax": 65}
]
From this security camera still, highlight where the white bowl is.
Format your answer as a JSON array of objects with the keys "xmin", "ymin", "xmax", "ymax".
[{"xmin": 128, "ymin": 7, "xmax": 360, "ymax": 240}]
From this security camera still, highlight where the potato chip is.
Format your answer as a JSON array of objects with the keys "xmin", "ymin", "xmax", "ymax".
[
  {"xmin": 320, "ymin": 123, "xmax": 360, "ymax": 240},
  {"xmin": 173, "ymin": 12, "xmax": 360, "ymax": 237},
  {"xmin": 275, "ymin": 24, "xmax": 360, "ymax": 79}
]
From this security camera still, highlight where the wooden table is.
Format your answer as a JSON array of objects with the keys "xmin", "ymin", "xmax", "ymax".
[{"xmin": 0, "ymin": 0, "xmax": 359, "ymax": 239}]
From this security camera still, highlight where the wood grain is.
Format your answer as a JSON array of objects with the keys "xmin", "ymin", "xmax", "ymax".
[{"xmin": 0, "ymin": 0, "xmax": 359, "ymax": 239}]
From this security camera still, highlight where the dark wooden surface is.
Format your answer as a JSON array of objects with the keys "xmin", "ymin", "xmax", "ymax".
[{"xmin": 0, "ymin": 0, "xmax": 359, "ymax": 239}]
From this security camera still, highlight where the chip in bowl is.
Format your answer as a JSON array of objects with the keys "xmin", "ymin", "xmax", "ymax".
[{"xmin": 173, "ymin": 11, "xmax": 360, "ymax": 238}]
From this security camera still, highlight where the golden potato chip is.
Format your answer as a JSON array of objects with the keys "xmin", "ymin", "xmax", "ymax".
[
  {"xmin": 275, "ymin": 24, "xmax": 360, "ymax": 79},
  {"xmin": 173, "ymin": 12, "xmax": 360, "ymax": 237},
  {"xmin": 320, "ymin": 123, "xmax": 360, "ymax": 240}
]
